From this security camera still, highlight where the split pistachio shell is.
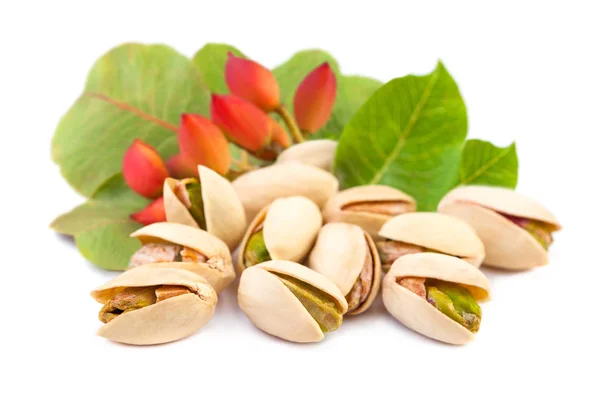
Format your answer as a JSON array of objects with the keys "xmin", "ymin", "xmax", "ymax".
[
  {"xmin": 308, "ymin": 223, "xmax": 381, "ymax": 315},
  {"xmin": 237, "ymin": 196, "xmax": 323, "ymax": 272},
  {"xmin": 130, "ymin": 222, "xmax": 235, "ymax": 292},
  {"xmin": 323, "ymin": 185, "xmax": 416, "ymax": 238},
  {"xmin": 91, "ymin": 266, "xmax": 217, "ymax": 345},
  {"xmin": 163, "ymin": 165, "xmax": 247, "ymax": 250},
  {"xmin": 438, "ymin": 185, "xmax": 561, "ymax": 270},
  {"xmin": 378, "ymin": 212, "xmax": 485, "ymax": 270},
  {"xmin": 238, "ymin": 260, "xmax": 348, "ymax": 343},
  {"xmin": 232, "ymin": 161, "xmax": 338, "ymax": 221},
  {"xmin": 382, "ymin": 253, "xmax": 490, "ymax": 345},
  {"xmin": 276, "ymin": 139, "xmax": 338, "ymax": 171}
]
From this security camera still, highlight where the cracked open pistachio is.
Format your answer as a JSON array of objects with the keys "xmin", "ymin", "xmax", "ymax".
[
  {"xmin": 382, "ymin": 253, "xmax": 490, "ymax": 345},
  {"xmin": 237, "ymin": 196, "xmax": 322, "ymax": 273},
  {"xmin": 438, "ymin": 185, "xmax": 561, "ymax": 270},
  {"xmin": 238, "ymin": 260, "xmax": 348, "ymax": 343},
  {"xmin": 276, "ymin": 139, "xmax": 338, "ymax": 171},
  {"xmin": 308, "ymin": 223, "xmax": 381, "ymax": 315},
  {"xmin": 91, "ymin": 266, "xmax": 217, "ymax": 345},
  {"xmin": 129, "ymin": 222, "xmax": 235, "ymax": 293},
  {"xmin": 232, "ymin": 161, "xmax": 338, "ymax": 221},
  {"xmin": 323, "ymin": 185, "xmax": 416, "ymax": 238},
  {"xmin": 377, "ymin": 212, "xmax": 485, "ymax": 272},
  {"xmin": 163, "ymin": 165, "xmax": 247, "ymax": 250}
]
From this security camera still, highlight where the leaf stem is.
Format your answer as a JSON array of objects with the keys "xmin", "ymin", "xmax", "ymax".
[{"xmin": 275, "ymin": 105, "xmax": 304, "ymax": 143}]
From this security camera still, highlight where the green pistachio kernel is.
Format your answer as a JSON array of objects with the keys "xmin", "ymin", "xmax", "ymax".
[
  {"xmin": 185, "ymin": 181, "xmax": 207, "ymax": 230},
  {"xmin": 521, "ymin": 220, "xmax": 553, "ymax": 249},
  {"xmin": 99, "ymin": 286, "xmax": 158, "ymax": 323},
  {"xmin": 244, "ymin": 230, "xmax": 271, "ymax": 268},
  {"xmin": 426, "ymin": 280, "xmax": 481, "ymax": 333},
  {"xmin": 273, "ymin": 273, "xmax": 343, "ymax": 333}
]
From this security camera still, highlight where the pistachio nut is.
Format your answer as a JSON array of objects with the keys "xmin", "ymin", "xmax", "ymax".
[
  {"xmin": 91, "ymin": 266, "xmax": 217, "ymax": 345},
  {"xmin": 308, "ymin": 223, "xmax": 382, "ymax": 315},
  {"xmin": 232, "ymin": 161, "xmax": 338, "ymax": 221},
  {"xmin": 163, "ymin": 165, "xmax": 247, "ymax": 250},
  {"xmin": 438, "ymin": 185, "xmax": 561, "ymax": 270},
  {"xmin": 322, "ymin": 185, "xmax": 416, "ymax": 238},
  {"xmin": 237, "ymin": 196, "xmax": 323, "ymax": 272},
  {"xmin": 376, "ymin": 212, "xmax": 485, "ymax": 272},
  {"xmin": 276, "ymin": 139, "xmax": 338, "ymax": 171},
  {"xmin": 382, "ymin": 253, "xmax": 490, "ymax": 345},
  {"xmin": 129, "ymin": 222, "xmax": 235, "ymax": 293},
  {"xmin": 238, "ymin": 260, "xmax": 348, "ymax": 343}
]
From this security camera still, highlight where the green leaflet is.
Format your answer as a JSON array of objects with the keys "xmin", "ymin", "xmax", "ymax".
[
  {"xmin": 50, "ymin": 175, "xmax": 145, "ymax": 270},
  {"xmin": 51, "ymin": 43, "xmax": 210, "ymax": 197},
  {"xmin": 335, "ymin": 61, "xmax": 468, "ymax": 211},
  {"xmin": 457, "ymin": 139, "xmax": 518, "ymax": 188},
  {"xmin": 192, "ymin": 43, "xmax": 246, "ymax": 94}
]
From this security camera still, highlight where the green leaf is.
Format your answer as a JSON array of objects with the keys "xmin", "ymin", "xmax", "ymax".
[
  {"xmin": 51, "ymin": 43, "xmax": 210, "ymax": 197},
  {"xmin": 335, "ymin": 61, "xmax": 468, "ymax": 211},
  {"xmin": 458, "ymin": 139, "xmax": 518, "ymax": 188},
  {"xmin": 273, "ymin": 50, "xmax": 381, "ymax": 138},
  {"xmin": 50, "ymin": 175, "xmax": 145, "ymax": 270},
  {"xmin": 192, "ymin": 43, "xmax": 246, "ymax": 94}
]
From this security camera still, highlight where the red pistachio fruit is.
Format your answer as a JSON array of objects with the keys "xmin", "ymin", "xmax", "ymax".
[
  {"xmin": 122, "ymin": 139, "xmax": 169, "ymax": 198},
  {"xmin": 177, "ymin": 114, "xmax": 230, "ymax": 175},
  {"xmin": 131, "ymin": 197, "xmax": 167, "ymax": 226},
  {"xmin": 211, "ymin": 94, "xmax": 272, "ymax": 152},
  {"xmin": 166, "ymin": 153, "xmax": 199, "ymax": 179},
  {"xmin": 225, "ymin": 52, "xmax": 280, "ymax": 112},
  {"xmin": 293, "ymin": 62, "xmax": 337, "ymax": 134},
  {"xmin": 269, "ymin": 118, "xmax": 291, "ymax": 149}
]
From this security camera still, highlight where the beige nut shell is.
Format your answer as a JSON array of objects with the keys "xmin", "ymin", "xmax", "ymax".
[
  {"xmin": 276, "ymin": 139, "xmax": 338, "ymax": 171},
  {"xmin": 130, "ymin": 222, "xmax": 235, "ymax": 292},
  {"xmin": 378, "ymin": 212, "xmax": 485, "ymax": 268},
  {"xmin": 232, "ymin": 162, "xmax": 339, "ymax": 221},
  {"xmin": 163, "ymin": 165, "xmax": 247, "ymax": 250},
  {"xmin": 323, "ymin": 185, "xmax": 416, "ymax": 238},
  {"xmin": 91, "ymin": 266, "xmax": 217, "ymax": 345},
  {"xmin": 237, "ymin": 196, "xmax": 323, "ymax": 272},
  {"xmin": 438, "ymin": 186, "xmax": 561, "ymax": 270},
  {"xmin": 382, "ymin": 253, "xmax": 490, "ymax": 345},
  {"xmin": 308, "ymin": 223, "xmax": 382, "ymax": 315},
  {"xmin": 238, "ymin": 260, "xmax": 348, "ymax": 343}
]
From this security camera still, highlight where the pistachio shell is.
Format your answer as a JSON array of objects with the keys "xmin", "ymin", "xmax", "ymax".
[
  {"xmin": 130, "ymin": 222, "xmax": 235, "ymax": 292},
  {"xmin": 323, "ymin": 185, "xmax": 416, "ymax": 238},
  {"xmin": 91, "ymin": 266, "xmax": 217, "ymax": 345},
  {"xmin": 276, "ymin": 139, "xmax": 338, "ymax": 171},
  {"xmin": 438, "ymin": 186, "xmax": 561, "ymax": 270},
  {"xmin": 308, "ymin": 222, "xmax": 382, "ymax": 315},
  {"xmin": 438, "ymin": 185, "xmax": 561, "ymax": 229},
  {"xmin": 237, "ymin": 260, "xmax": 347, "ymax": 343},
  {"xmin": 382, "ymin": 253, "xmax": 490, "ymax": 345},
  {"xmin": 237, "ymin": 196, "xmax": 323, "ymax": 272},
  {"xmin": 439, "ymin": 203, "xmax": 548, "ymax": 269},
  {"xmin": 164, "ymin": 165, "xmax": 247, "ymax": 250},
  {"xmin": 378, "ymin": 212, "xmax": 485, "ymax": 267},
  {"xmin": 232, "ymin": 162, "xmax": 339, "ymax": 221}
]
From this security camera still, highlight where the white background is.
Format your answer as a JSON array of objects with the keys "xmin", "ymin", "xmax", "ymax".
[{"xmin": 2, "ymin": 1, "xmax": 599, "ymax": 399}]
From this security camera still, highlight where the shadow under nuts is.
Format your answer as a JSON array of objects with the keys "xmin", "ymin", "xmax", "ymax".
[
  {"xmin": 308, "ymin": 222, "xmax": 381, "ymax": 315},
  {"xmin": 377, "ymin": 212, "xmax": 485, "ymax": 271},
  {"xmin": 237, "ymin": 196, "xmax": 322, "ymax": 273},
  {"xmin": 323, "ymin": 185, "xmax": 416, "ymax": 239},
  {"xmin": 91, "ymin": 266, "xmax": 217, "ymax": 345},
  {"xmin": 438, "ymin": 185, "xmax": 561, "ymax": 270},
  {"xmin": 382, "ymin": 253, "xmax": 491, "ymax": 345},
  {"xmin": 163, "ymin": 165, "xmax": 247, "ymax": 250},
  {"xmin": 238, "ymin": 260, "xmax": 348, "ymax": 343},
  {"xmin": 129, "ymin": 222, "xmax": 235, "ymax": 293}
]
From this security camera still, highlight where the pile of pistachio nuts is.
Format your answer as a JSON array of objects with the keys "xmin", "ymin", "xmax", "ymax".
[{"xmin": 91, "ymin": 140, "xmax": 561, "ymax": 346}]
